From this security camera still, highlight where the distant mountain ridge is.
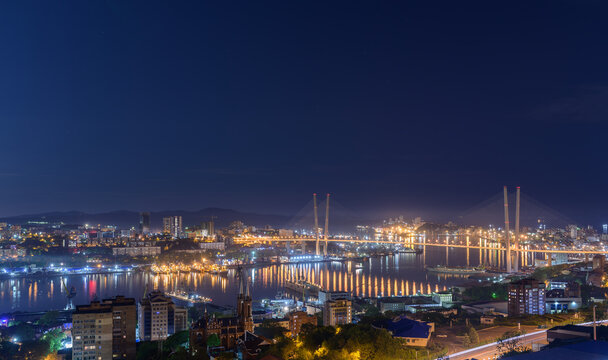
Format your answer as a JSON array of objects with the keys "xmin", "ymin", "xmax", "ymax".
[
  {"xmin": 0, "ymin": 207, "xmax": 371, "ymax": 233},
  {"xmin": 0, "ymin": 208, "xmax": 292, "ymax": 231}
]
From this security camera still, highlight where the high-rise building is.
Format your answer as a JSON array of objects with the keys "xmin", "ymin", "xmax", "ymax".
[
  {"xmin": 139, "ymin": 212, "xmax": 151, "ymax": 234},
  {"xmin": 202, "ymin": 220, "xmax": 214, "ymax": 237},
  {"xmin": 567, "ymin": 225, "xmax": 578, "ymax": 240},
  {"xmin": 105, "ymin": 296, "xmax": 137, "ymax": 360},
  {"xmin": 138, "ymin": 291, "xmax": 187, "ymax": 341},
  {"xmin": 288, "ymin": 311, "xmax": 317, "ymax": 337},
  {"xmin": 72, "ymin": 302, "xmax": 113, "ymax": 360},
  {"xmin": 163, "ymin": 216, "xmax": 183, "ymax": 238},
  {"xmin": 323, "ymin": 299, "xmax": 352, "ymax": 326},
  {"xmin": 508, "ymin": 279, "xmax": 546, "ymax": 316},
  {"xmin": 72, "ymin": 296, "xmax": 136, "ymax": 360},
  {"xmin": 192, "ymin": 221, "xmax": 215, "ymax": 238},
  {"xmin": 163, "ymin": 217, "xmax": 170, "ymax": 235}
]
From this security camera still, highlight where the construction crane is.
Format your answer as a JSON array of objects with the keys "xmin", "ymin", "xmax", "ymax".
[
  {"xmin": 61, "ymin": 278, "xmax": 76, "ymax": 299},
  {"xmin": 61, "ymin": 278, "xmax": 76, "ymax": 310}
]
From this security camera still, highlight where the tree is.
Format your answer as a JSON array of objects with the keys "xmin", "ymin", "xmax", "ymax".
[
  {"xmin": 207, "ymin": 333, "xmax": 221, "ymax": 348},
  {"xmin": 164, "ymin": 331, "xmax": 189, "ymax": 351},
  {"xmin": 258, "ymin": 320, "xmax": 289, "ymax": 339},
  {"xmin": 362, "ymin": 304, "xmax": 381, "ymax": 319},
  {"xmin": 136, "ymin": 341, "xmax": 160, "ymax": 360},
  {"xmin": 301, "ymin": 326, "xmax": 335, "ymax": 351},
  {"xmin": 263, "ymin": 323, "xmax": 414, "ymax": 360},
  {"xmin": 216, "ymin": 352, "xmax": 235, "ymax": 360},
  {"xmin": 262, "ymin": 336, "xmax": 297, "ymax": 359},
  {"xmin": 421, "ymin": 312, "xmax": 451, "ymax": 326},
  {"xmin": 310, "ymin": 324, "xmax": 408, "ymax": 360},
  {"xmin": 463, "ymin": 283, "xmax": 508, "ymax": 301},
  {"xmin": 467, "ymin": 327, "xmax": 479, "ymax": 345},
  {"xmin": 192, "ymin": 350, "xmax": 211, "ymax": 360},
  {"xmin": 462, "ymin": 334, "xmax": 471, "ymax": 347},
  {"xmin": 299, "ymin": 323, "xmax": 315, "ymax": 337},
  {"xmin": 496, "ymin": 330, "xmax": 529, "ymax": 357},
  {"xmin": 38, "ymin": 311, "xmax": 59, "ymax": 327},
  {"xmin": 20, "ymin": 339, "xmax": 50, "ymax": 359},
  {"xmin": 168, "ymin": 346, "xmax": 190, "ymax": 360},
  {"xmin": 188, "ymin": 306, "xmax": 202, "ymax": 323},
  {"xmin": 0, "ymin": 341, "xmax": 19, "ymax": 359},
  {"xmin": 3, "ymin": 323, "xmax": 36, "ymax": 343},
  {"xmin": 42, "ymin": 328, "xmax": 66, "ymax": 353},
  {"xmin": 531, "ymin": 264, "xmax": 570, "ymax": 282}
]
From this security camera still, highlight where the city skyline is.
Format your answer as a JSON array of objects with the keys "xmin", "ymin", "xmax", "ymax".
[
  {"xmin": 0, "ymin": 186, "xmax": 602, "ymax": 230},
  {"xmin": 3, "ymin": 2, "xmax": 608, "ymax": 360},
  {"xmin": 1, "ymin": 2, "xmax": 608, "ymax": 222}
]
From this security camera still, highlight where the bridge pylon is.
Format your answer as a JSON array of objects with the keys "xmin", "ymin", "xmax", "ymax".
[
  {"xmin": 324, "ymin": 193, "xmax": 330, "ymax": 257},
  {"xmin": 504, "ymin": 186, "xmax": 522, "ymax": 273},
  {"xmin": 514, "ymin": 186, "xmax": 520, "ymax": 272},
  {"xmin": 313, "ymin": 193, "xmax": 320, "ymax": 256},
  {"xmin": 504, "ymin": 186, "xmax": 512, "ymax": 273}
]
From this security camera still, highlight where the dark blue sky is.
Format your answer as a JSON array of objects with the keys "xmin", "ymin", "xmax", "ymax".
[{"xmin": 1, "ymin": 1, "xmax": 607, "ymax": 222}]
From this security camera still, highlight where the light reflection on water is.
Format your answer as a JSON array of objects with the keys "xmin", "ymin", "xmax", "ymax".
[{"xmin": 0, "ymin": 246, "xmax": 536, "ymax": 313}]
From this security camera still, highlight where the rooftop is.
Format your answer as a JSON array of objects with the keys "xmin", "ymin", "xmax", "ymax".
[
  {"xmin": 508, "ymin": 340, "xmax": 608, "ymax": 359},
  {"xmin": 372, "ymin": 315, "xmax": 431, "ymax": 339},
  {"xmin": 74, "ymin": 301, "xmax": 112, "ymax": 314}
]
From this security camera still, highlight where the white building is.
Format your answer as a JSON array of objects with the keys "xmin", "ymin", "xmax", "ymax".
[
  {"xmin": 138, "ymin": 291, "xmax": 187, "ymax": 341},
  {"xmin": 163, "ymin": 216, "xmax": 183, "ymax": 238},
  {"xmin": 318, "ymin": 290, "xmax": 350, "ymax": 304},
  {"xmin": 199, "ymin": 242, "xmax": 225, "ymax": 251},
  {"xmin": 431, "ymin": 291, "xmax": 453, "ymax": 307},
  {"xmin": 112, "ymin": 246, "xmax": 161, "ymax": 256}
]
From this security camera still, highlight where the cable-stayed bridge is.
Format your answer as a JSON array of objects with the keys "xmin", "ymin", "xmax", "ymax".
[{"xmin": 235, "ymin": 188, "xmax": 605, "ymax": 272}]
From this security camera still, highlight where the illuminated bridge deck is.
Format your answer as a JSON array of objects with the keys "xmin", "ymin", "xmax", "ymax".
[{"xmin": 234, "ymin": 236, "xmax": 608, "ymax": 254}]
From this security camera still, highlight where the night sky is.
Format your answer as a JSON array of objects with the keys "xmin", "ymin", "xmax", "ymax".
[{"xmin": 1, "ymin": 1, "xmax": 607, "ymax": 223}]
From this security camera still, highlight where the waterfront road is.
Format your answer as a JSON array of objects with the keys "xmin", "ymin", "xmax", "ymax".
[{"xmin": 441, "ymin": 320, "xmax": 608, "ymax": 360}]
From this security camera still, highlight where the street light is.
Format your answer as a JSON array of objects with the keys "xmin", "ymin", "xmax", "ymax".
[{"xmin": 594, "ymin": 305, "xmax": 597, "ymax": 341}]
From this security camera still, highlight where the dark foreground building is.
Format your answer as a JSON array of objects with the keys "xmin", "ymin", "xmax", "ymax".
[
  {"xmin": 507, "ymin": 340, "xmax": 608, "ymax": 359},
  {"xmin": 72, "ymin": 296, "xmax": 136, "ymax": 360},
  {"xmin": 108, "ymin": 296, "xmax": 137, "ymax": 359}
]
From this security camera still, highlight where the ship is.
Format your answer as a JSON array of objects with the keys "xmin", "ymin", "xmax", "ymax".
[
  {"xmin": 210, "ymin": 268, "xmax": 229, "ymax": 275},
  {"xmin": 425, "ymin": 265, "xmax": 486, "ymax": 275},
  {"xmin": 400, "ymin": 248, "xmax": 423, "ymax": 254},
  {"xmin": 167, "ymin": 290, "xmax": 212, "ymax": 304}
]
